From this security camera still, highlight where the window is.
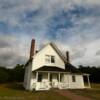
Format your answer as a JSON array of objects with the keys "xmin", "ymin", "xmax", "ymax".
[
  {"xmin": 72, "ymin": 75, "xmax": 76, "ymax": 82},
  {"xmin": 51, "ymin": 56, "xmax": 55, "ymax": 63},
  {"xmin": 38, "ymin": 73, "xmax": 42, "ymax": 82},
  {"xmin": 60, "ymin": 74, "xmax": 64, "ymax": 82},
  {"xmin": 45, "ymin": 55, "xmax": 55, "ymax": 63},
  {"xmin": 45, "ymin": 55, "xmax": 51, "ymax": 63},
  {"xmin": 50, "ymin": 74, "xmax": 52, "ymax": 82}
]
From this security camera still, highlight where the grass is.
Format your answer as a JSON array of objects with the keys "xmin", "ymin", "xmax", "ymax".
[
  {"xmin": 0, "ymin": 83, "xmax": 100, "ymax": 100},
  {"xmin": 69, "ymin": 83, "xmax": 100, "ymax": 100},
  {"xmin": 0, "ymin": 83, "xmax": 69, "ymax": 100}
]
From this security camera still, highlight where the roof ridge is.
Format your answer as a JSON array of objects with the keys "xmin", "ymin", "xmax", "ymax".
[{"xmin": 50, "ymin": 42, "xmax": 67, "ymax": 63}]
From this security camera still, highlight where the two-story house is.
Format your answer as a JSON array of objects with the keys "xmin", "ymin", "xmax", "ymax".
[{"xmin": 23, "ymin": 39, "xmax": 91, "ymax": 91}]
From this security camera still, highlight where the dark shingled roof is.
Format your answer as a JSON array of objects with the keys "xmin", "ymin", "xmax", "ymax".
[
  {"xmin": 34, "ymin": 64, "xmax": 80, "ymax": 73},
  {"xmin": 34, "ymin": 66, "xmax": 67, "ymax": 72},
  {"xmin": 65, "ymin": 63, "xmax": 80, "ymax": 73}
]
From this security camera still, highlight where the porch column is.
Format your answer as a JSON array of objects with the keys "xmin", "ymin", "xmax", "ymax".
[
  {"xmin": 36, "ymin": 72, "xmax": 38, "ymax": 82},
  {"xmin": 68, "ymin": 74, "xmax": 70, "ymax": 88},
  {"xmin": 48, "ymin": 72, "xmax": 50, "ymax": 81},
  {"xmin": 59, "ymin": 73, "xmax": 60, "ymax": 83},
  {"xmin": 87, "ymin": 75, "xmax": 91, "ymax": 88}
]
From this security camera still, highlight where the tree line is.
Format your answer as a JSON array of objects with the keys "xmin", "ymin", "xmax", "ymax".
[
  {"xmin": 78, "ymin": 65, "xmax": 100, "ymax": 83},
  {"xmin": 0, "ymin": 64, "xmax": 24, "ymax": 83},
  {"xmin": 0, "ymin": 64, "xmax": 100, "ymax": 83}
]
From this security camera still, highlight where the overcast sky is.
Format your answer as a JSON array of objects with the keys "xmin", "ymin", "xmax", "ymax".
[{"xmin": 0, "ymin": 0, "xmax": 100, "ymax": 68}]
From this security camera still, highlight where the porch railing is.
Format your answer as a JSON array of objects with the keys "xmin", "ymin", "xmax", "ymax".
[
  {"xmin": 35, "ymin": 82, "xmax": 50, "ymax": 90},
  {"xmin": 59, "ymin": 82, "xmax": 69, "ymax": 89}
]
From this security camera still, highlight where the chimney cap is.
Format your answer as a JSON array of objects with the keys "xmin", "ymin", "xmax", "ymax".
[{"xmin": 31, "ymin": 39, "xmax": 35, "ymax": 42}]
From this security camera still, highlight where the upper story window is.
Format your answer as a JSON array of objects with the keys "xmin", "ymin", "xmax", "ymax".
[
  {"xmin": 45, "ymin": 55, "xmax": 55, "ymax": 63},
  {"xmin": 51, "ymin": 56, "xmax": 55, "ymax": 63},
  {"xmin": 45, "ymin": 55, "xmax": 51, "ymax": 63}
]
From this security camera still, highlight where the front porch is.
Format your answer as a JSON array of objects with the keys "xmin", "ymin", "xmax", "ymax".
[{"xmin": 32, "ymin": 71, "xmax": 91, "ymax": 91}]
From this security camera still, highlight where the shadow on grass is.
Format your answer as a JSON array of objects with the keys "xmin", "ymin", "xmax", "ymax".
[{"xmin": 5, "ymin": 82, "xmax": 25, "ymax": 91}]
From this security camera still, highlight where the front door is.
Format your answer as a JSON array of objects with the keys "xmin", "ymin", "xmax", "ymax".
[{"xmin": 50, "ymin": 73, "xmax": 58, "ymax": 88}]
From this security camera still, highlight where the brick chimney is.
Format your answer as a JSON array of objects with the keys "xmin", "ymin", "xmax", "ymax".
[
  {"xmin": 66, "ymin": 51, "xmax": 70, "ymax": 63},
  {"xmin": 30, "ymin": 39, "xmax": 35, "ymax": 59}
]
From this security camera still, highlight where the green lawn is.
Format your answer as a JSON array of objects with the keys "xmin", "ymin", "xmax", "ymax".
[
  {"xmin": 0, "ymin": 83, "xmax": 100, "ymax": 100},
  {"xmin": 69, "ymin": 83, "xmax": 100, "ymax": 100},
  {"xmin": 0, "ymin": 83, "xmax": 69, "ymax": 100}
]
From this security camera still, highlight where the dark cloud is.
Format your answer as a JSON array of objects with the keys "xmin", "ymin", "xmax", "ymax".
[
  {"xmin": 0, "ymin": 55, "xmax": 27, "ymax": 68},
  {"xmin": 0, "ymin": 38, "xmax": 13, "ymax": 48},
  {"xmin": 0, "ymin": 36, "xmax": 29, "ymax": 68}
]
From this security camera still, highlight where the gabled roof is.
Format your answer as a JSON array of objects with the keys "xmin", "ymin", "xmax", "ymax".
[
  {"xmin": 34, "ymin": 42, "xmax": 67, "ymax": 62},
  {"xmin": 25, "ymin": 42, "xmax": 67, "ymax": 66},
  {"xmin": 50, "ymin": 42, "xmax": 67, "ymax": 63},
  {"xmin": 25, "ymin": 42, "xmax": 80, "ymax": 73}
]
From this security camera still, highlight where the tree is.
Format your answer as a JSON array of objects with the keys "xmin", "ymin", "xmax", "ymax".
[
  {"xmin": 0, "ymin": 64, "xmax": 25, "ymax": 83},
  {"xmin": 78, "ymin": 65, "xmax": 100, "ymax": 83}
]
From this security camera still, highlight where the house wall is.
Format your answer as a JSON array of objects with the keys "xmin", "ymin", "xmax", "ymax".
[
  {"xmin": 23, "ymin": 63, "xmax": 33, "ymax": 90},
  {"xmin": 32, "ymin": 44, "xmax": 65, "ymax": 71},
  {"xmin": 29, "ymin": 72, "xmax": 37, "ymax": 90},
  {"xmin": 64, "ymin": 74, "xmax": 85, "ymax": 89}
]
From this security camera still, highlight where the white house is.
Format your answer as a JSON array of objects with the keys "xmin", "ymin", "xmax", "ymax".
[{"xmin": 23, "ymin": 39, "xmax": 91, "ymax": 91}]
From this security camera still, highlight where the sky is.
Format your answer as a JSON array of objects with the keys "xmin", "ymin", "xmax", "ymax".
[{"xmin": 0, "ymin": 0, "xmax": 100, "ymax": 68}]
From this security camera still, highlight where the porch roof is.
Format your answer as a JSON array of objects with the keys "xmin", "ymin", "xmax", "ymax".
[
  {"xmin": 33, "ymin": 66, "xmax": 86, "ymax": 75},
  {"xmin": 33, "ymin": 66, "xmax": 67, "ymax": 72}
]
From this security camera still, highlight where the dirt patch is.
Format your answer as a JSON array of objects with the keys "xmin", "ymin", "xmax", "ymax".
[{"xmin": 55, "ymin": 90, "xmax": 92, "ymax": 100}]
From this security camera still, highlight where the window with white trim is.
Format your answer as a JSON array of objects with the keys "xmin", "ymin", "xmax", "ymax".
[
  {"xmin": 45, "ymin": 55, "xmax": 55, "ymax": 63},
  {"xmin": 45, "ymin": 55, "xmax": 51, "ymax": 63}
]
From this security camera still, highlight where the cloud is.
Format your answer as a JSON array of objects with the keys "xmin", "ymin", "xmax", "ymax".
[
  {"xmin": 72, "ymin": 39, "xmax": 100, "ymax": 66},
  {"xmin": 0, "ymin": 35, "xmax": 30, "ymax": 68},
  {"xmin": 96, "ymin": 50, "xmax": 100, "ymax": 56},
  {"xmin": 0, "ymin": 0, "xmax": 100, "ymax": 67}
]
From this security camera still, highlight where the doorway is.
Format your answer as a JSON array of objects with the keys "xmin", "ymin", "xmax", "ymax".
[{"xmin": 49, "ymin": 73, "xmax": 59, "ymax": 88}]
